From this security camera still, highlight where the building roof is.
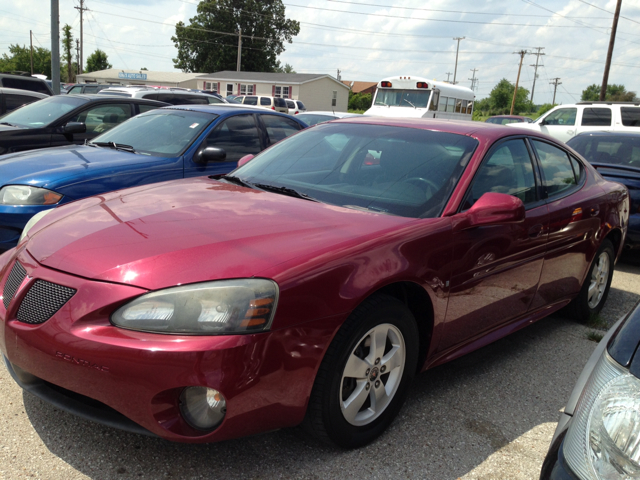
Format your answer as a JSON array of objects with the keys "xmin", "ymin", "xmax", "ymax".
[
  {"xmin": 198, "ymin": 71, "xmax": 349, "ymax": 88},
  {"xmin": 77, "ymin": 69, "xmax": 204, "ymax": 83},
  {"xmin": 342, "ymin": 81, "xmax": 377, "ymax": 93}
]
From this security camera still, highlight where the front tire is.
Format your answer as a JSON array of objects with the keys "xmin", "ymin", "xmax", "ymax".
[
  {"xmin": 303, "ymin": 294, "xmax": 419, "ymax": 448},
  {"xmin": 567, "ymin": 239, "xmax": 615, "ymax": 320}
]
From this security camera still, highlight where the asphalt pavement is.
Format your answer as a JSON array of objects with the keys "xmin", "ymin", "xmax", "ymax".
[{"xmin": 1, "ymin": 253, "xmax": 639, "ymax": 480}]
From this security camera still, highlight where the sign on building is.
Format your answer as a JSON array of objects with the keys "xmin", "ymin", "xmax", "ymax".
[{"xmin": 118, "ymin": 72, "xmax": 148, "ymax": 80}]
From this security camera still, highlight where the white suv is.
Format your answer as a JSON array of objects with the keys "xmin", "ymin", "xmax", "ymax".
[
  {"xmin": 507, "ymin": 102, "xmax": 640, "ymax": 143},
  {"xmin": 98, "ymin": 87, "xmax": 226, "ymax": 105}
]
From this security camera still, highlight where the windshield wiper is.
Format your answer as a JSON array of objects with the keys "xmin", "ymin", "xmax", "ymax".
[
  {"xmin": 222, "ymin": 175, "xmax": 255, "ymax": 189},
  {"xmin": 403, "ymin": 99, "xmax": 417, "ymax": 108},
  {"xmin": 0, "ymin": 122, "xmax": 19, "ymax": 127},
  {"xmin": 254, "ymin": 183, "xmax": 319, "ymax": 202},
  {"xmin": 91, "ymin": 141, "xmax": 136, "ymax": 153}
]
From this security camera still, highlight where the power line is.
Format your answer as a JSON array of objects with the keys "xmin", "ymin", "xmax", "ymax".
[{"xmin": 577, "ymin": 0, "xmax": 640, "ymax": 26}]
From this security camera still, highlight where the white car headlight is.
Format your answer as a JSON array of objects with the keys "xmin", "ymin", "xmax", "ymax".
[
  {"xmin": 0, "ymin": 186, "xmax": 62, "ymax": 205},
  {"xmin": 564, "ymin": 350, "xmax": 640, "ymax": 479},
  {"xmin": 111, "ymin": 279, "xmax": 279, "ymax": 335},
  {"xmin": 18, "ymin": 209, "xmax": 55, "ymax": 244}
]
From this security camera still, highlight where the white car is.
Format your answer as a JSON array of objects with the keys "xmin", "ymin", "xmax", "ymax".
[
  {"xmin": 296, "ymin": 111, "xmax": 363, "ymax": 126},
  {"xmin": 98, "ymin": 87, "xmax": 226, "ymax": 105},
  {"xmin": 506, "ymin": 101, "xmax": 640, "ymax": 143}
]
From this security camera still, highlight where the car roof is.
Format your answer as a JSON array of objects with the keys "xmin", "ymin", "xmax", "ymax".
[
  {"xmin": 160, "ymin": 104, "xmax": 306, "ymax": 121},
  {"xmin": 572, "ymin": 131, "xmax": 640, "ymax": 139},
  {"xmin": 0, "ymin": 87, "xmax": 48, "ymax": 98},
  {"xmin": 64, "ymin": 94, "xmax": 169, "ymax": 105},
  {"xmin": 299, "ymin": 111, "xmax": 360, "ymax": 117}
]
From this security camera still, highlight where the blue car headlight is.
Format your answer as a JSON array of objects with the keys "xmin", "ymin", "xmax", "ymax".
[
  {"xmin": 0, "ymin": 185, "xmax": 62, "ymax": 205},
  {"xmin": 564, "ymin": 350, "xmax": 640, "ymax": 479}
]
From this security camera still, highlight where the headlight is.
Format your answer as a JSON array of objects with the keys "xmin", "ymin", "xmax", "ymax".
[
  {"xmin": 564, "ymin": 350, "xmax": 640, "ymax": 479},
  {"xmin": 111, "ymin": 279, "xmax": 278, "ymax": 335},
  {"xmin": 0, "ymin": 185, "xmax": 62, "ymax": 205},
  {"xmin": 18, "ymin": 209, "xmax": 55, "ymax": 244}
]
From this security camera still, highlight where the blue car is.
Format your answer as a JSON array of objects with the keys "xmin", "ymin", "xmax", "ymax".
[
  {"xmin": 567, "ymin": 131, "xmax": 640, "ymax": 249},
  {"xmin": 0, "ymin": 105, "xmax": 307, "ymax": 251}
]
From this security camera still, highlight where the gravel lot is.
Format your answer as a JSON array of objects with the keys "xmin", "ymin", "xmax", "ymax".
[{"xmin": 1, "ymin": 253, "xmax": 639, "ymax": 480}]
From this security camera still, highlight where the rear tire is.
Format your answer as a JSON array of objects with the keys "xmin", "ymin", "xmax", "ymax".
[
  {"xmin": 302, "ymin": 294, "xmax": 419, "ymax": 448},
  {"xmin": 566, "ymin": 239, "xmax": 614, "ymax": 321}
]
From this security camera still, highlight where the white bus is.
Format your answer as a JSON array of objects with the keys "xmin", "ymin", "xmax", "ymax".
[{"xmin": 364, "ymin": 76, "xmax": 475, "ymax": 120}]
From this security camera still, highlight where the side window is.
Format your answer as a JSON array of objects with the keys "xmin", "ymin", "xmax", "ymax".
[
  {"xmin": 581, "ymin": 108, "xmax": 611, "ymax": 126},
  {"xmin": 244, "ymin": 96, "xmax": 258, "ymax": 105},
  {"xmin": 466, "ymin": 102, "xmax": 473, "ymax": 114},
  {"xmin": 439, "ymin": 95, "xmax": 448, "ymax": 112},
  {"xmin": 142, "ymin": 93, "xmax": 159, "ymax": 101},
  {"xmin": 429, "ymin": 91, "xmax": 439, "ymax": 111},
  {"xmin": 183, "ymin": 95, "xmax": 208, "ymax": 105},
  {"xmin": 261, "ymin": 114, "xmax": 302, "ymax": 146},
  {"xmin": 138, "ymin": 104, "xmax": 159, "ymax": 114},
  {"xmin": 68, "ymin": 86, "xmax": 83, "ymax": 94},
  {"xmin": 446, "ymin": 97, "xmax": 456, "ymax": 113},
  {"xmin": 569, "ymin": 156, "xmax": 585, "ymax": 183},
  {"xmin": 260, "ymin": 97, "xmax": 271, "ymax": 106},
  {"xmin": 69, "ymin": 104, "xmax": 132, "ymax": 135},
  {"xmin": 205, "ymin": 114, "xmax": 261, "ymax": 163},
  {"xmin": 621, "ymin": 107, "xmax": 640, "ymax": 127},
  {"xmin": 462, "ymin": 139, "xmax": 537, "ymax": 210},
  {"xmin": 207, "ymin": 96, "xmax": 223, "ymax": 104},
  {"xmin": 84, "ymin": 85, "xmax": 99, "ymax": 94},
  {"xmin": 531, "ymin": 140, "xmax": 578, "ymax": 197},
  {"xmin": 5, "ymin": 94, "xmax": 39, "ymax": 113},
  {"xmin": 543, "ymin": 108, "xmax": 577, "ymax": 126}
]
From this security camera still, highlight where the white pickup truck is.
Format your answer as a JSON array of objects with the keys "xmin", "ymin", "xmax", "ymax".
[{"xmin": 506, "ymin": 101, "xmax": 640, "ymax": 143}]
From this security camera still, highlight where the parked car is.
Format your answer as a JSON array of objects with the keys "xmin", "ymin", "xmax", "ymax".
[
  {"xmin": 485, "ymin": 115, "xmax": 533, "ymax": 125},
  {"xmin": 507, "ymin": 101, "xmax": 640, "ymax": 143},
  {"xmin": 0, "ymin": 88, "xmax": 48, "ymax": 115},
  {"xmin": 64, "ymin": 84, "xmax": 112, "ymax": 95},
  {"xmin": 98, "ymin": 87, "xmax": 226, "ymax": 105},
  {"xmin": 240, "ymin": 95, "xmax": 288, "ymax": 113},
  {"xmin": 0, "ymin": 105, "xmax": 306, "ymax": 251},
  {"xmin": 0, "ymin": 94, "xmax": 168, "ymax": 156},
  {"xmin": 567, "ymin": 131, "xmax": 640, "ymax": 249},
  {"xmin": 0, "ymin": 73, "xmax": 52, "ymax": 96},
  {"xmin": 285, "ymin": 99, "xmax": 307, "ymax": 115},
  {"xmin": 540, "ymin": 302, "xmax": 640, "ymax": 479},
  {"xmin": 297, "ymin": 111, "xmax": 362, "ymax": 126},
  {"xmin": 0, "ymin": 119, "xmax": 628, "ymax": 447}
]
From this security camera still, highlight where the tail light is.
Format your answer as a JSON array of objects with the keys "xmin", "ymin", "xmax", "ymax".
[
  {"xmin": 417, "ymin": 82, "xmax": 429, "ymax": 89},
  {"xmin": 272, "ymin": 106, "xmax": 275, "ymax": 110},
  {"xmin": 380, "ymin": 81, "xmax": 392, "ymax": 88}
]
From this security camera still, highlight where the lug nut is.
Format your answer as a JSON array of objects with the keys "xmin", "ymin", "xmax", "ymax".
[
  {"xmin": 365, "ymin": 383, "xmax": 370, "ymax": 390},
  {"xmin": 375, "ymin": 380, "xmax": 380, "ymax": 388},
  {"xmin": 365, "ymin": 369, "xmax": 370, "ymax": 376},
  {"xmin": 380, "ymin": 366, "xmax": 386, "ymax": 373},
  {"xmin": 375, "ymin": 358, "xmax": 380, "ymax": 365}
]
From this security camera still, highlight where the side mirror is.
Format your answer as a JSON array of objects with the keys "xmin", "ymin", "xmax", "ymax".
[
  {"xmin": 63, "ymin": 122, "xmax": 86, "ymax": 134},
  {"xmin": 237, "ymin": 154, "xmax": 254, "ymax": 168},
  {"xmin": 539, "ymin": 119, "xmax": 547, "ymax": 126},
  {"xmin": 197, "ymin": 146, "xmax": 227, "ymax": 163},
  {"xmin": 455, "ymin": 192, "xmax": 525, "ymax": 231}
]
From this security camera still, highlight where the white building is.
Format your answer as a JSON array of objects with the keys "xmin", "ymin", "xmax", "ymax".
[{"xmin": 76, "ymin": 69, "xmax": 204, "ymax": 88}]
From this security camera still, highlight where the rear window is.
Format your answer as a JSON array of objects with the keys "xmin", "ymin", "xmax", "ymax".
[
  {"xmin": 1, "ymin": 77, "xmax": 50, "ymax": 95},
  {"xmin": 296, "ymin": 101, "xmax": 306, "ymax": 110},
  {"xmin": 275, "ymin": 98, "xmax": 287, "ymax": 108},
  {"xmin": 621, "ymin": 107, "xmax": 640, "ymax": 127},
  {"xmin": 4, "ymin": 94, "xmax": 40, "ymax": 113},
  {"xmin": 581, "ymin": 108, "xmax": 612, "ymax": 126}
]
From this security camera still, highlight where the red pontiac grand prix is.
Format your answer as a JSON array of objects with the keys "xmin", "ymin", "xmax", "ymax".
[{"xmin": 0, "ymin": 117, "xmax": 630, "ymax": 448}]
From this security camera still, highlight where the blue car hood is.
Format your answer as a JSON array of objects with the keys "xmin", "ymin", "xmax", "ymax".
[{"xmin": 0, "ymin": 145, "xmax": 181, "ymax": 194}]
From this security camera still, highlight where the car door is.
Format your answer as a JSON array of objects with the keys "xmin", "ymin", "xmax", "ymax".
[
  {"xmin": 258, "ymin": 113, "xmax": 304, "ymax": 146},
  {"xmin": 184, "ymin": 113, "xmax": 264, "ymax": 177},
  {"xmin": 438, "ymin": 138, "xmax": 549, "ymax": 353},
  {"xmin": 528, "ymin": 138, "xmax": 606, "ymax": 309},
  {"xmin": 53, "ymin": 103, "xmax": 133, "ymax": 145},
  {"xmin": 540, "ymin": 107, "xmax": 579, "ymax": 142}
]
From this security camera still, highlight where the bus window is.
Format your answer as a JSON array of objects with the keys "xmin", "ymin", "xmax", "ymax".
[
  {"xmin": 455, "ymin": 100, "xmax": 463, "ymax": 113},
  {"xmin": 460, "ymin": 100, "xmax": 468, "ymax": 113},
  {"xmin": 430, "ymin": 91, "xmax": 439, "ymax": 111},
  {"xmin": 439, "ymin": 96, "xmax": 448, "ymax": 112},
  {"xmin": 447, "ymin": 97, "xmax": 456, "ymax": 113},
  {"xmin": 467, "ymin": 102, "xmax": 473, "ymax": 114}
]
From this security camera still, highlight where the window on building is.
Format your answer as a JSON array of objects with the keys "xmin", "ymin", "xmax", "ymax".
[
  {"xmin": 226, "ymin": 84, "xmax": 234, "ymax": 95},
  {"xmin": 204, "ymin": 82, "xmax": 218, "ymax": 93},
  {"xmin": 240, "ymin": 84, "xmax": 255, "ymax": 95},
  {"xmin": 332, "ymin": 90, "xmax": 337, "ymax": 107}
]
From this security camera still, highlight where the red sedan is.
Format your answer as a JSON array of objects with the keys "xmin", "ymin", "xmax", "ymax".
[{"xmin": 0, "ymin": 118, "xmax": 629, "ymax": 448}]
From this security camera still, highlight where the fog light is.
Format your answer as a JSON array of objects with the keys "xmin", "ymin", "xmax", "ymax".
[{"xmin": 179, "ymin": 387, "xmax": 227, "ymax": 430}]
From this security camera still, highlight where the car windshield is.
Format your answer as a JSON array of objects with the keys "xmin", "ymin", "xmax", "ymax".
[
  {"xmin": 0, "ymin": 95, "xmax": 87, "ymax": 128},
  {"xmin": 90, "ymin": 109, "xmax": 217, "ymax": 157},
  {"xmin": 374, "ymin": 89, "xmax": 431, "ymax": 108},
  {"xmin": 233, "ymin": 123, "xmax": 478, "ymax": 218},
  {"xmin": 568, "ymin": 135, "xmax": 640, "ymax": 167},
  {"xmin": 297, "ymin": 114, "xmax": 336, "ymax": 126}
]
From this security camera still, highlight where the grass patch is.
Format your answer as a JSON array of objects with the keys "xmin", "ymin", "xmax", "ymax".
[
  {"xmin": 586, "ymin": 312, "xmax": 608, "ymax": 330},
  {"xmin": 587, "ymin": 330, "xmax": 605, "ymax": 343}
]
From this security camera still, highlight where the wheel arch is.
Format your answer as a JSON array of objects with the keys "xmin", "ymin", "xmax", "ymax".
[{"xmin": 605, "ymin": 227, "xmax": 623, "ymax": 260}]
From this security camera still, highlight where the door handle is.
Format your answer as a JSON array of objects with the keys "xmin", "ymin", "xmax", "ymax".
[
  {"xmin": 567, "ymin": 130, "xmax": 575, "ymax": 135},
  {"xmin": 528, "ymin": 224, "xmax": 543, "ymax": 238},
  {"xmin": 590, "ymin": 207, "xmax": 600, "ymax": 217}
]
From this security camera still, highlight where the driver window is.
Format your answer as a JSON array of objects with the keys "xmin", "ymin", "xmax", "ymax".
[
  {"xmin": 462, "ymin": 139, "xmax": 537, "ymax": 210},
  {"xmin": 204, "ymin": 114, "xmax": 261, "ymax": 163},
  {"xmin": 69, "ymin": 104, "xmax": 131, "ymax": 135},
  {"xmin": 543, "ymin": 108, "xmax": 577, "ymax": 126}
]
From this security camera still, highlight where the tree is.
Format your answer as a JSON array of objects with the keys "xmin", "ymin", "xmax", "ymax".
[
  {"xmin": 348, "ymin": 91, "xmax": 372, "ymax": 111},
  {"xmin": 61, "ymin": 24, "xmax": 75, "ymax": 83},
  {"xmin": 140, "ymin": 67, "xmax": 148, "ymax": 70},
  {"xmin": 84, "ymin": 49, "xmax": 112, "ymax": 73},
  {"xmin": 487, "ymin": 78, "xmax": 531, "ymax": 114},
  {"xmin": 172, "ymin": 0, "xmax": 300, "ymax": 73},
  {"xmin": 274, "ymin": 62, "xmax": 295, "ymax": 73},
  {"xmin": 582, "ymin": 83, "xmax": 638, "ymax": 102},
  {"xmin": 0, "ymin": 44, "xmax": 51, "ymax": 78}
]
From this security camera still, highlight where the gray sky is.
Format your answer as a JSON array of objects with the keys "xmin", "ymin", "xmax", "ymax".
[{"xmin": 1, "ymin": 0, "xmax": 639, "ymax": 105}]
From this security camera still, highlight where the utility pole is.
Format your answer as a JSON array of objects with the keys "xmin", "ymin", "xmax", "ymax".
[
  {"xmin": 469, "ymin": 68, "xmax": 478, "ymax": 91},
  {"xmin": 529, "ymin": 47, "xmax": 545, "ymax": 104},
  {"xmin": 74, "ymin": 0, "xmax": 87, "ymax": 74},
  {"xmin": 336, "ymin": 69, "xmax": 341, "ymax": 81},
  {"xmin": 29, "ymin": 30, "xmax": 34, "ymax": 75},
  {"xmin": 510, "ymin": 50, "xmax": 527, "ymax": 115},
  {"xmin": 51, "ymin": 0, "xmax": 60, "ymax": 94},
  {"xmin": 445, "ymin": 72, "xmax": 452, "ymax": 83},
  {"xmin": 236, "ymin": 27, "xmax": 242, "ymax": 71},
  {"xmin": 75, "ymin": 39, "xmax": 80, "ymax": 77},
  {"xmin": 452, "ymin": 37, "xmax": 464, "ymax": 84},
  {"xmin": 550, "ymin": 78, "xmax": 562, "ymax": 104},
  {"xmin": 600, "ymin": 0, "xmax": 622, "ymax": 101}
]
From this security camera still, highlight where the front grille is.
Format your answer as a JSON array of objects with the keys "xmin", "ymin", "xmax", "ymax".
[
  {"xmin": 16, "ymin": 280, "xmax": 76, "ymax": 324},
  {"xmin": 3, "ymin": 261, "xmax": 27, "ymax": 309}
]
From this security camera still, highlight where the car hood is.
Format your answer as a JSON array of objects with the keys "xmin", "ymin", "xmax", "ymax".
[
  {"xmin": 0, "ymin": 145, "xmax": 166, "ymax": 189},
  {"xmin": 0, "ymin": 124, "xmax": 25, "ymax": 132},
  {"xmin": 27, "ymin": 177, "xmax": 415, "ymax": 291}
]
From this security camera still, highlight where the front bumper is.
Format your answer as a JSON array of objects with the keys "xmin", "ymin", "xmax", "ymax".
[{"xmin": 0, "ymin": 247, "xmax": 343, "ymax": 442}]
